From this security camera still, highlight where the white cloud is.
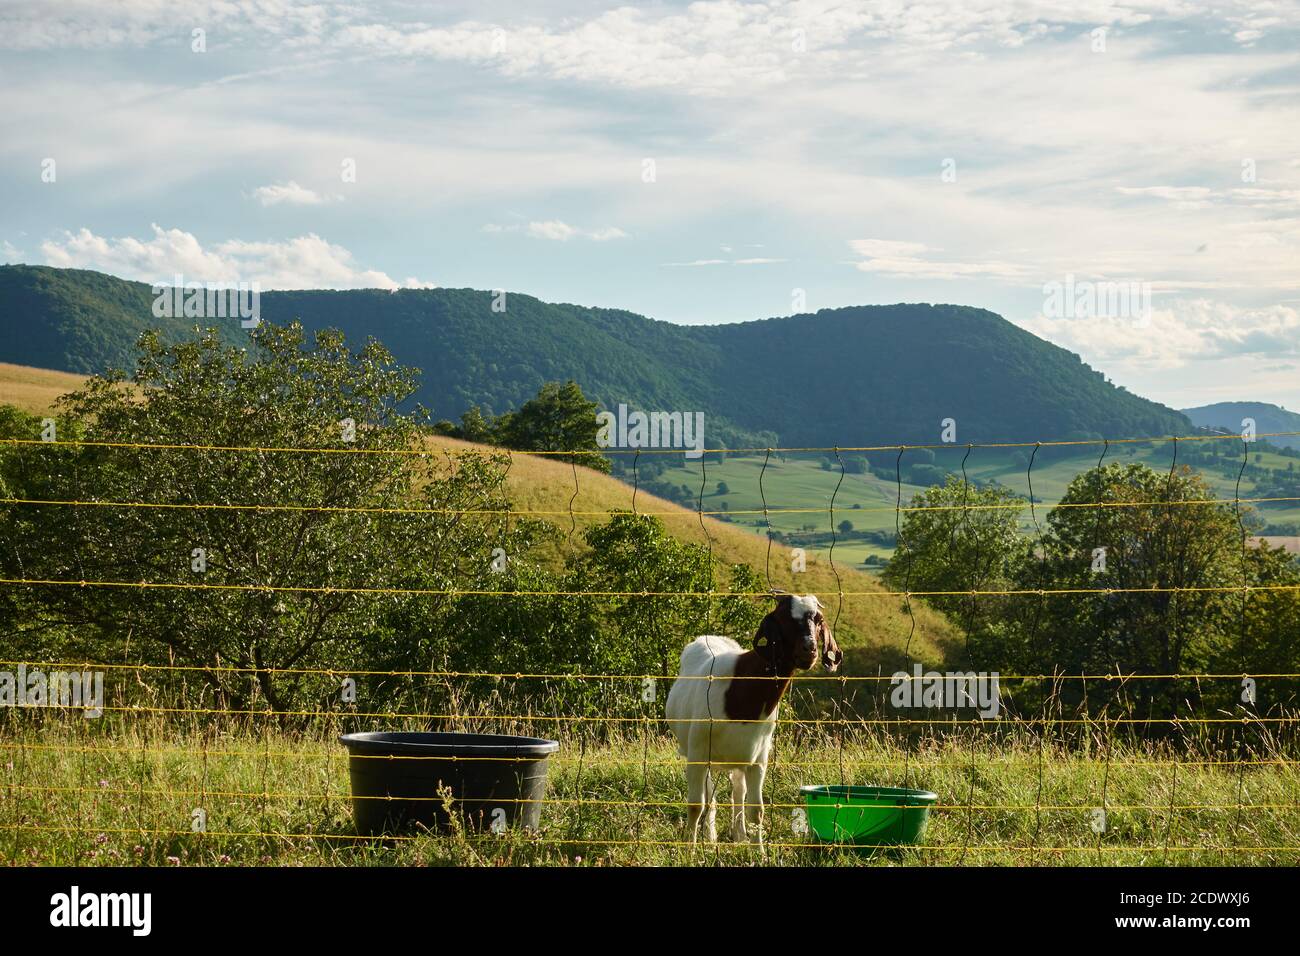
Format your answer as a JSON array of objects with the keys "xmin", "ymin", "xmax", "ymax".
[
  {"xmin": 0, "ymin": 1, "xmax": 346, "ymax": 51},
  {"xmin": 325, "ymin": 2, "xmax": 1300, "ymax": 95},
  {"xmin": 663, "ymin": 257, "xmax": 785, "ymax": 267},
  {"xmin": 1114, "ymin": 185, "xmax": 1300, "ymax": 212},
  {"xmin": 1229, "ymin": 187, "xmax": 1300, "ymax": 209},
  {"xmin": 12, "ymin": 2, "xmax": 1298, "ymax": 95},
  {"xmin": 39, "ymin": 224, "xmax": 433, "ymax": 290},
  {"xmin": 1115, "ymin": 186, "xmax": 1216, "ymax": 210},
  {"xmin": 848, "ymin": 239, "xmax": 930, "ymax": 259},
  {"xmin": 1, "ymin": 241, "xmax": 23, "ymax": 263},
  {"xmin": 251, "ymin": 181, "xmax": 335, "ymax": 206},
  {"xmin": 482, "ymin": 220, "xmax": 628, "ymax": 241},
  {"xmin": 3, "ymin": 0, "xmax": 1299, "ymax": 414},
  {"xmin": 848, "ymin": 238, "xmax": 1029, "ymax": 280},
  {"xmin": 1021, "ymin": 299, "xmax": 1300, "ymax": 368},
  {"xmin": 527, "ymin": 220, "xmax": 577, "ymax": 241}
]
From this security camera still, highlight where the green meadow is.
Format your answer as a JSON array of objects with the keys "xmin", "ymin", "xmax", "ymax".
[{"xmin": 652, "ymin": 441, "xmax": 1300, "ymax": 571}]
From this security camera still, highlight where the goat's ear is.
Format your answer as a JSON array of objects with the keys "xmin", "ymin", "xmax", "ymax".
[
  {"xmin": 754, "ymin": 612, "xmax": 780, "ymax": 660},
  {"xmin": 817, "ymin": 616, "xmax": 843, "ymax": 672}
]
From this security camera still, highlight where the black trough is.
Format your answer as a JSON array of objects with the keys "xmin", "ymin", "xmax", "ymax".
[{"xmin": 339, "ymin": 731, "xmax": 560, "ymax": 837}]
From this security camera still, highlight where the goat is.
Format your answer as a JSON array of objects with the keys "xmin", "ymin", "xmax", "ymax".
[{"xmin": 664, "ymin": 594, "xmax": 842, "ymax": 844}]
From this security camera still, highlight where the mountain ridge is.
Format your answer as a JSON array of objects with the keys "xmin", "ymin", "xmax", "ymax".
[
  {"xmin": 1183, "ymin": 401, "xmax": 1300, "ymax": 450},
  {"xmin": 0, "ymin": 263, "xmax": 1193, "ymax": 448}
]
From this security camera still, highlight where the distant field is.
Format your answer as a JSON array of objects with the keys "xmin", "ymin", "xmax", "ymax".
[
  {"xmin": 651, "ymin": 453, "xmax": 926, "ymax": 568},
  {"xmin": 652, "ymin": 441, "xmax": 1300, "ymax": 569}
]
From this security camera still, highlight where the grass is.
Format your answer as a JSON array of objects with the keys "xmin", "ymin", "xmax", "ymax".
[{"xmin": 4, "ymin": 714, "xmax": 1297, "ymax": 867}]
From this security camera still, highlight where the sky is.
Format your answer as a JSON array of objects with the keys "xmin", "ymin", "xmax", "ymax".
[{"xmin": 1, "ymin": 0, "xmax": 1298, "ymax": 412}]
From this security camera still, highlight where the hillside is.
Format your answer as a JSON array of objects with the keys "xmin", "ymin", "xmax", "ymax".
[
  {"xmin": 0, "ymin": 264, "xmax": 1191, "ymax": 448},
  {"xmin": 1183, "ymin": 401, "xmax": 1300, "ymax": 450},
  {"xmin": 0, "ymin": 362, "xmax": 87, "ymax": 413},
  {"xmin": 695, "ymin": 304, "xmax": 1189, "ymax": 446},
  {"xmin": 0, "ymin": 266, "xmax": 246, "ymax": 375},
  {"xmin": 0, "ymin": 361, "xmax": 960, "ymax": 673}
]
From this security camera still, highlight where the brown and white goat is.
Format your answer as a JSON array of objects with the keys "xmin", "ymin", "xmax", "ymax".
[{"xmin": 664, "ymin": 594, "xmax": 842, "ymax": 844}]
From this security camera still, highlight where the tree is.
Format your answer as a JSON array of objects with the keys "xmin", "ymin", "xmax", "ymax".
[
  {"xmin": 1013, "ymin": 463, "xmax": 1258, "ymax": 718},
  {"xmin": 884, "ymin": 475, "xmax": 1027, "ymax": 641},
  {"xmin": 456, "ymin": 406, "xmax": 496, "ymax": 444},
  {"xmin": 908, "ymin": 463, "xmax": 946, "ymax": 486},
  {"xmin": 838, "ymin": 519, "xmax": 854, "ymax": 534},
  {"xmin": 494, "ymin": 380, "xmax": 610, "ymax": 472},
  {"xmin": 430, "ymin": 382, "xmax": 610, "ymax": 473},
  {"xmin": 1227, "ymin": 540, "xmax": 1300, "ymax": 710},
  {"xmin": 565, "ymin": 514, "xmax": 763, "ymax": 678},
  {"xmin": 0, "ymin": 323, "xmax": 540, "ymax": 712}
]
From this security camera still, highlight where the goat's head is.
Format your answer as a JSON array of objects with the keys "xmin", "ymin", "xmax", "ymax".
[{"xmin": 754, "ymin": 594, "xmax": 843, "ymax": 674}]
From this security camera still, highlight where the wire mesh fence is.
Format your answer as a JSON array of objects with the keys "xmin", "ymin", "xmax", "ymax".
[{"xmin": 2, "ymin": 428, "xmax": 1299, "ymax": 864}]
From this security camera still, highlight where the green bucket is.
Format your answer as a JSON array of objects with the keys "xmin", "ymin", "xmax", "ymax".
[{"xmin": 800, "ymin": 785, "xmax": 938, "ymax": 848}]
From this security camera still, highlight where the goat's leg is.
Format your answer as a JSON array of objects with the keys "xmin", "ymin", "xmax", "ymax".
[
  {"xmin": 702, "ymin": 769, "xmax": 718, "ymax": 842},
  {"xmin": 744, "ymin": 762, "xmax": 766, "ymax": 846},
  {"xmin": 684, "ymin": 763, "xmax": 707, "ymax": 844},
  {"xmin": 729, "ymin": 768, "xmax": 748, "ymax": 842}
]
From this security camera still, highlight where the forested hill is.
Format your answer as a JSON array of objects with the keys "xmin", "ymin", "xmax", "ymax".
[
  {"xmin": 0, "ymin": 264, "xmax": 1191, "ymax": 447},
  {"xmin": 693, "ymin": 304, "xmax": 1188, "ymax": 446}
]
